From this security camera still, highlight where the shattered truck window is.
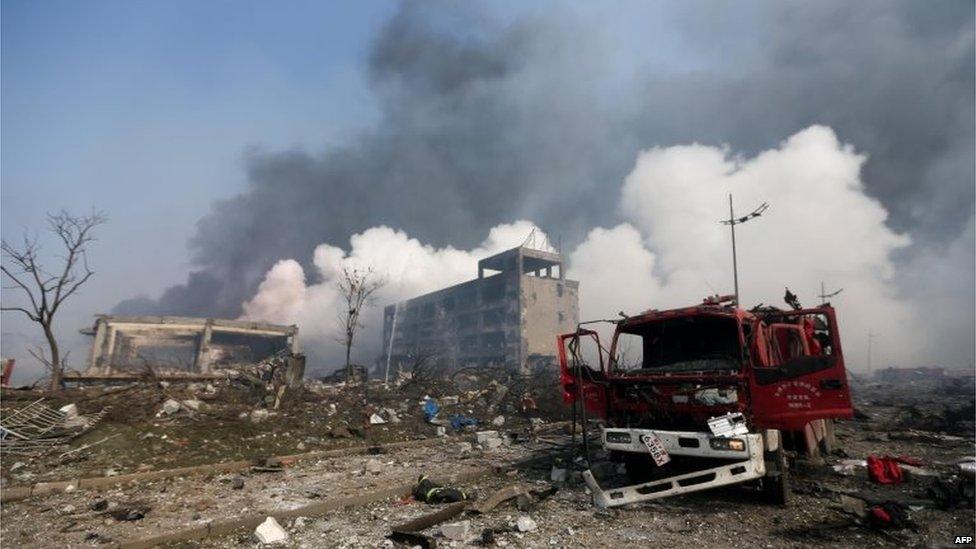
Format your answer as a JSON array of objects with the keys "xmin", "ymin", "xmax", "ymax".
[
  {"xmin": 613, "ymin": 332, "xmax": 644, "ymax": 371},
  {"xmin": 618, "ymin": 315, "xmax": 740, "ymax": 373},
  {"xmin": 766, "ymin": 313, "xmax": 834, "ymax": 367}
]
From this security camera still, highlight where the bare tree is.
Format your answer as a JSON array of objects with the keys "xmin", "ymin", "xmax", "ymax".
[
  {"xmin": 335, "ymin": 266, "xmax": 385, "ymax": 381},
  {"xmin": 1, "ymin": 210, "xmax": 107, "ymax": 391}
]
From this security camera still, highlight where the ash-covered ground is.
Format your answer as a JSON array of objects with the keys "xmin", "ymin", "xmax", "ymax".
[{"xmin": 1, "ymin": 371, "xmax": 972, "ymax": 548}]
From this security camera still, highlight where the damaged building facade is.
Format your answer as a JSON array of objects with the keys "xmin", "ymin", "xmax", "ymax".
[
  {"xmin": 68, "ymin": 315, "xmax": 299, "ymax": 381},
  {"xmin": 382, "ymin": 246, "xmax": 579, "ymax": 372}
]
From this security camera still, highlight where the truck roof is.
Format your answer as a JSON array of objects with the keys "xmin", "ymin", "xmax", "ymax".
[{"xmin": 619, "ymin": 302, "xmax": 755, "ymax": 330}]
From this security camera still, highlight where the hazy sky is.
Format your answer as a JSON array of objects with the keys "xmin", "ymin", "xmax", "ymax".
[{"xmin": 2, "ymin": 1, "xmax": 973, "ymax": 382}]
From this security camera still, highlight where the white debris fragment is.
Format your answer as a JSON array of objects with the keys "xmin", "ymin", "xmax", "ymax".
[
  {"xmin": 160, "ymin": 399, "xmax": 181, "ymax": 416},
  {"xmin": 550, "ymin": 467, "xmax": 568, "ymax": 483},
  {"xmin": 516, "ymin": 516, "xmax": 537, "ymax": 532},
  {"xmin": 475, "ymin": 431, "xmax": 499, "ymax": 444},
  {"xmin": 365, "ymin": 459, "xmax": 384, "ymax": 474},
  {"xmin": 250, "ymin": 409, "xmax": 270, "ymax": 423},
  {"xmin": 59, "ymin": 403, "xmax": 79, "ymax": 419},
  {"xmin": 482, "ymin": 437, "xmax": 503, "ymax": 451},
  {"xmin": 255, "ymin": 516, "xmax": 289, "ymax": 544},
  {"xmin": 369, "ymin": 413, "xmax": 387, "ymax": 425},
  {"xmin": 441, "ymin": 520, "xmax": 471, "ymax": 541},
  {"xmin": 383, "ymin": 408, "xmax": 400, "ymax": 423},
  {"xmin": 182, "ymin": 399, "xmax": 202, "ymax": 412},
  {"xmin": 491, "ymin": 415, "xmax": 505, "ymax": 426},
  {"xmin": 832, "ymin": 459, "xmax": 867, "ymax": 476},
  {"xmin": 435, "ymin": 426, "xmax": 447, "ymax": 437}
]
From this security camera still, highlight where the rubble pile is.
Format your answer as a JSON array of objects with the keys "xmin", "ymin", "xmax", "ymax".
[{"xmin": 0, "ymin": 363, "xmax": 565, "ymax": 485}]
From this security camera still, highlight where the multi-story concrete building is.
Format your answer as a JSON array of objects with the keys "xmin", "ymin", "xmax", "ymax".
[{"xmin": 381, "ymin": 246, "xmax": 579, "ymax": 372}]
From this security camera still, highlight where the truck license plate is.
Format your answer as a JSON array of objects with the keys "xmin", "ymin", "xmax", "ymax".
[{"xmin": 641, "ymin": 433, "xmax": 671, "ymax": 466}]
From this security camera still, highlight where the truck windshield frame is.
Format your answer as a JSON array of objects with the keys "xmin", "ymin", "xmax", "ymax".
[{"xmin": 610, "ymin": 314, "xmax": 743, "ymax": 374}]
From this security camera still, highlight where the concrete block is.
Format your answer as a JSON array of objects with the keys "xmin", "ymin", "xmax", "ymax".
[
  {"xmin": 441, "ymin": 520, "xmax": 471, "ymax": 541},
  {"xmin": 255, "ymin": 516, "xmax": 288, "ymax": 544},
  {"xmin": 475, "ymin": 431, "xmax": 499, "ymax": 444}
]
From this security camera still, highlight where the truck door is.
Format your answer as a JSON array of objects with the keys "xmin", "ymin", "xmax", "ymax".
[
  {"xmin": 749, "ymin": 307, "xmax": 853, "ymax": 430},
  {"xmin": 557, "ymin": 330, "xmax": 608, "ymax": 419}
]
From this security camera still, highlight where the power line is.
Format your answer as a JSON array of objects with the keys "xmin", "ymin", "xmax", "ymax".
[
  {"xmin": 818, "ymin": 281, "xmax": 843, "ymax": 305},
  {"xmin": 719, "ymin": 194, "xmax": 769, "ymax": 307},
  {"xmin": 867, "ymin": 331, "xmax": 880, "ymax": 376}
]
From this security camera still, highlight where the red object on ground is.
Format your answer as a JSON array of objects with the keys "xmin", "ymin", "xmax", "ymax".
[
  {"xmin": 1, "ymin": 358, "xmax": 14, "ymax": 387},
  {"xmin": 869, "ymin": 506, "xmax": 892, "ymax": 526},
  {"xmin": 867, "ymin": 455, "xmax": 904, "ymax": 484}
]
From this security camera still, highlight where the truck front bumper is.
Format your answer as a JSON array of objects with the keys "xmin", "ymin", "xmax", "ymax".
[{"xmin": 585, "ymin": 428, "xmax": 766, "ymax": 508}]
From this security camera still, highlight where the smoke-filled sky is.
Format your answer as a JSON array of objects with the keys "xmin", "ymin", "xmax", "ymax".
[{"xmin": 2, "ymin": 1, "xmax": 973, "ymax": 382}]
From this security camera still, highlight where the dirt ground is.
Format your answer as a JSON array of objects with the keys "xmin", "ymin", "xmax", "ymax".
[{"xmin": 1, "ymin": 374, "xmax": 973, "ymax": 548}]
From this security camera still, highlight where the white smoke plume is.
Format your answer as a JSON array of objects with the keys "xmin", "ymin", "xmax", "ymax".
[
  {"xmin": 572, "ymin": 125, "xmax": 918, "ymax": 370},
  {"xmin": 240, "ymin": 221, "xmax": 548, "ymax": 366},
  {"xmin": 243, "ymin": 126, "xmax": 946, "ymax": 373}
]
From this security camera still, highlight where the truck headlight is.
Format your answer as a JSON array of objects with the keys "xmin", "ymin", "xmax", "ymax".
[
  {"xmin": 605, "ymin": 431, "xmax": 632, "ymax": 444},
  {"xmin": 709, "ymin": 437, "xmax": 746, "ymax": 451}
]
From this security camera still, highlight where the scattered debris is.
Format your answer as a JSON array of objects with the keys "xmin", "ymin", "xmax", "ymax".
[
  {"xmin": 867, "ymin": 455, "xmax": 904, "ymax": 484},
  {"xmin": 423, "ymin": 398, "xmax": 440, "ymax": 423},
  {"xmin": 159, "ymin": 399, "xmax": 181, "ymax": 416},
  {"xmin": 449, "ymin": 414, "xmax": 478, "ymax": 430},
  {"xmin": 412, "ymin": 475, "xmax": 471, "ymax": 504},
  {"xmin": 254, "ymin": 516, "xmax": 289, "ymax": 544},
  {"xmin": 365, "ymin": 459, "xmax": 384, "ymax": 475},
  {"xmin": 516, "ymin": 515, "xmax": 538, "ymax": 532},
  {"xmin": 867, "ymin": 501, "xmax": 917, "ymax": 531},
  {"xmin": 927, "ymin": 476, "xmax": 975, "ymax": 510},
  {"xmin": 108, "ymin": 504, "xmax": 150, "ymax": 521},
  {"xmin": 440, "ymin": 520, "xmax": 471, "ymax": 541},
  {"xmin": 832, "ymin": 459, "xmax": 867, "ymax": 476},
  {"xmin": 550, "ymin": 466, "xmax": 568, "ymax": 483}
]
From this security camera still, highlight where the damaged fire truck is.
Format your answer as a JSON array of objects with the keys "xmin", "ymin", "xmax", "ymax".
[{"xmin": 558, "ymin": 295, "xmax": 853, "ymax": 508}]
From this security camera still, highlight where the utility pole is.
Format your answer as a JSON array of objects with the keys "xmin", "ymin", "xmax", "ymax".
[
  {"xmin": 720, "ymin": 194, "xmax": 769, "ymax": 307},
  {"xmin": 867, "ymin": 331, "xmax": 879, "ymax": 377},
  {"xmin": 818, "ymin": 281, "xmax": 843, "ymax": 305}
]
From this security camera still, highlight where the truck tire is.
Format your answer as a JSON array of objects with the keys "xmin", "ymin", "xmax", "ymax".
[{"xmin": 761, "ymin": 448, "xmax": 791, "ymax": 505}]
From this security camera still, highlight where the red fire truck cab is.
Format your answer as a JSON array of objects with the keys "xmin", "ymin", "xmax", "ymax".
[{"xmin": 558, "ymin": 296, "xmax": 853, "ymax": 507}]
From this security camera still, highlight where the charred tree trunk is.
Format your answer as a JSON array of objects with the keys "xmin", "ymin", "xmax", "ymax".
[{"xmin": 43, "ymin": 322, "xmax": 61, "ymax": 391}]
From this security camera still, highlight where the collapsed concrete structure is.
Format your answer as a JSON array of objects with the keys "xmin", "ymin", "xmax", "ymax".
[
  {"xmin": 382, "ymin": 245, "xmax": 579, "ymax": 372},
  {"xmin": 68, "ymin": 315, "xmax": 298, "ymax": 381}
]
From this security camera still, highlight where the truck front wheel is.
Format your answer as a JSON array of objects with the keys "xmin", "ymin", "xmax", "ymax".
[{"xmin": 760, "ymin": 448, "xmax": 790, "ymax": 505}]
